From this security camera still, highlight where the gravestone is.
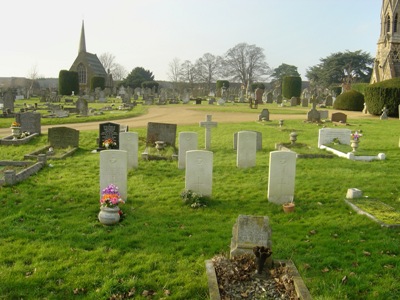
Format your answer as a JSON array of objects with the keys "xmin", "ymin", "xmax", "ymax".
[
  {"xmin": 276, "ymin": 94, "xmax": 283, "ymax": 104},
  {"xmin": 331, "ymin": 112, "xmax": 347, "ymax": 123},
  {"xmin": 325, "ymin": 95, "xmax": 333, "ymax": 106},
  {"xmin": 185, "ymin": 150, "xmax": 213, "ymax": 197},
  {"xmin": 99, "ymin": 122, "xmax": 120, "ymax": 149},
  {"xmin": 301, "ymin": 98, "xmax": 308, "ymax": 107},
  {"xmin": 318, "ymin": 128, "xmax": 351, "ymax": 147},
  {"xmin": 255, "ymin": 88, "xmax": 264, "ymax": 104},
  {"xmin": 3, "ymin": 91, "xmax": 14, "ymax": 112},
  {"xmin": 230, "ymin": 215, "xmax": 272, "ymax": 258},
  {"xmin": 76, "ymin": 98, "xmax": 88, "ymax": 116},
  {"xmin": 182, "ymin": 93, "xmax": 190, "ymax": 104},
  {"xmin": 146, "ymin": 122, "xmax": 177, "ymax": 147},
  {"xmin": 119, "ymin": 132, "xmax": 139, "ymax": 169},
  {"xmin": 258, "ymin": 109, "xmax": 269, "ymax": 121},
  {"xmin": 199, "ymin": 115, "xmax": 218, "ymax": 150},
  {"xmin": 266, "ymin": 92, "xmax": 273, "ymax": 103},
  {"xmin": 237, "ymin": 131, "xmax": 256, "ymax": 168},
  {"xmin": 233, "ymin": 131, "xmax": 262, "ymax": 151},
  {"xmin": 16, "ymin": 112, "xmax": 41, "ymax": 134},
  {"xmin": 319, "ymin": 110, "xmax": 329, "ymax": 119},
  {"xmin": 100, "ymin": 150, "xmax": 128, "ymax": 201},
  {"xmin": 267, "ymin": 151, "xmax": 296, "ymax": 205},
  {"xmin": 290, "ymin": 97, "xmax": 297, "ymax": 106},
  {"xmin": 48, "ymin": 127, "xmax": 79, "ymax": 148},
  {"xmin": 178, "ymin": 132, "xmax": 198, "ymax": 169}
]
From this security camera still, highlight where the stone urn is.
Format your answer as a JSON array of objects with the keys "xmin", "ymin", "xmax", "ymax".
[
  {"xmin": 350, "ymin": 140, "xmax": 359, "ymax": 152},
  {"xmin": 98, "ymin": 206, "xmax": 120, "ymax": 225},
  {"xmin": 11, "ymin": 127, "xmax": 21, "ymax": 140}
]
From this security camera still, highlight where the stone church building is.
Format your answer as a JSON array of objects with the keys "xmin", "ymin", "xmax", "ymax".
[
  {"xmin": 371, "ymin": 0, "xmax": 400, "ymax": 83},
  {"xmin": 69, "ymin": 21, "xmax": 112, "ymax": 92}
]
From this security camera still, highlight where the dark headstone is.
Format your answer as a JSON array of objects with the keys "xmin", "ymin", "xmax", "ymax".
[
  {"xmin": 48, "ymin": 127, "xmax": 79, "ymax": 148},
  {"xmin": 99, "ymin": 122, "xmax": 120, "ymax": 149},
  {"xmin": 16, "ymin": 112, "xmax": 41, "ymax": 134},
  {"xmin": 146, "ymin": 122, "xmax": 177, "ymax": 147},
  {"xmin": 331, "ymin": 112, "xmax": 347, "ymax": 123}
]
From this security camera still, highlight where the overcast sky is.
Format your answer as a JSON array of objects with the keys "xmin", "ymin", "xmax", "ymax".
[{"xmin": 1, "ymin": 0, "xmax": 381, "ymax": 81}]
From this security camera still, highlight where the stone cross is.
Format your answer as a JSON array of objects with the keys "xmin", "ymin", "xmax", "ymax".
[{"xmin": 199, "ymin": 115, "xmax": 218, "ymax": 150}]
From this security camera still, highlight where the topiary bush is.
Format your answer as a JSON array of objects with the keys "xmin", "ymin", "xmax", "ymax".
[
  {"xmin": 90, "ymin": 76, "xmax": 105, "ymax": 91},
  {"xmin": 364, "ymin": 78, "xmax": 400, "ymax": 117},
  {"xmin": 58, "ymin": 70, "xmax": 79, "ymax": 96},
  {"xmin": 333, "ymin": 90, "xmax": 364, "ymax": 111},
  {"xmin": 282, "ymin": 76, "xmax": 301, "ymax": 99}
]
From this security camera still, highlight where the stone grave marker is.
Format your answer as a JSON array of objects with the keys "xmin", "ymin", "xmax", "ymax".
[
  {"xmin": 325, "ymin": 95, "xmax": 333, "ymax": 106},
  {"xmin": 237, "ymin": 131, "xmax": 256, "ymax": 168},
  {"xmin": 266, "ymin": 92, "xmax": 273, "ymax": 103},
  {"xmin": 230, "ymin": 215, "xmax": 272, "ymax": 258},
  {"xmin": 119, "ymin": 132, "xmax": 139, "ymax": 169},
  {"xmin": 146, "ymin": 122, "xmax": 177, "ymax": 147},
  {"xmin": 255, "ymin": 88, "xmax": 264, "ymax": 104},
  {"xmin": 319, "ymin": 110, "xmax": 329, "ymax": 119},
  {"xmin": 100, "ymin": 150, "xmax": 128, "ymax": 201},
  {"xmin": 76, "ymin": 97, "xmax": 88, "ymax": 116},
  {"xmin": 331, "ymin": 112, "xmax": 347, "ymax": 123},
  {"xmin": 318, "ymin": 128, "xmax": 351, "ymax": 147},
  {"xmin": 185, "ymin": 150, "xmax": 213, "ymax": 197},
  {"xmin": 301, "ymin": 98, "xmax": 309, "ymax": 107},
  {"xmin": 48, "ymin": 127, "xmax": 79, "ymax": 148},
  {"xmin": 99, "ymin": 122, "xmax": 120, "ymax": 149},
  {"xmin": 290, "ymin": 97, "xmax": 297, "ymax": 106},
  {"xmin": 258, "ymin": 109, "xmax": 269, "ymax": 121},
  {"xmin": 16, "ymin": 112, "xmax": 41, "ymax": 134},
  {"xmin": 178, "ymin": 132, "xmax": 198, "ymax": 169},
  {"xmin": 199, "ymin": 115, "xmax": 218, "ymax": 150},
  {"xmin": 233, "ymin": 131, "xmax": 262, "ymax": 151},
  {"xmin": 267, "ymin": 151, "xmax": 296, "ymax": 205},
  {"xmin": 3, "ymin": 91, "xmax": 15, "ymax": 113}
]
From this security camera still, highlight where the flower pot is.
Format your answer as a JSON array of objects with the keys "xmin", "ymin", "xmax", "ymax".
[
  {"xmin": 98, "ymin": 206, "xmax": 120, "ymax": 225},
  {"xmin": 283, "ymin": 203, "xmax": 295, "ymax": 213},
  {"xmin": 11, "ymin": 127, "xmax": 21, "ymax": 140},
  {"xmin": 350, "ymin": 140, "xmax": 359, "ymax": 152}
]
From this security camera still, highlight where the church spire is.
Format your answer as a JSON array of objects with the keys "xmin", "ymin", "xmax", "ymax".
[{"xmin": 79, "ymin": 20, "xmax": 86, "ymax": 54}]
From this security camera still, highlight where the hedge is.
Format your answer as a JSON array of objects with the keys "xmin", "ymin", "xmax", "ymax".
[
  {"xmin": 333, "ymin": 90, "xmax": 364, "ymax": 111},
  {"xmin": 364, "ymin": 78, "xmax": 400, "ymax": 117},
  {"xmin": 59, "ymin": 70, "xmax": 79, "ymax": 96},
  {"xmin": 282, "ymin": 76, "xmax": 301, "ymax": 99}
]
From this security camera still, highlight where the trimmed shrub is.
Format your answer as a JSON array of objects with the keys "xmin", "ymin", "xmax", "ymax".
[
  {"xmin": 251, "ymin": 82, "xmax": 266, "ymax": 91},
  {"xmin": 333, "ymin": 90, "xmax": 364, "ymax": 111},
  {"xmin": 141, "ymin": 81, "xmax": 159, "ymax": 92},
  {"xmin": 58, "ymin": 70, "xmax": 79, "ymax": 96},
  {"xmin": 364, "ymin": 78, "xmax": 400, "ymax": 117},
  {"xmin": 282, "ymin": 76, "xmax": 301, "ymax": 99},
  {"xmin": 216, "ymin": 80, "xmax": 230, "ymax": 90},
  {"xmin": 351, "ymin": 83, "xmax": 369, "ymax": 95},
  {"xmin": 331, "ymin": 86, "xmax": 342, "ymax": 97},
  {"xmin": 91, "ymin": 76, "xmax": 105, "ymax": 91}
]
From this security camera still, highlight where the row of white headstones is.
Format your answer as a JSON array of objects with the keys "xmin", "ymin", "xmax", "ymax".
[{"xmin": 99, "ymin": 130, "xmax": 296, "ymax": 205}]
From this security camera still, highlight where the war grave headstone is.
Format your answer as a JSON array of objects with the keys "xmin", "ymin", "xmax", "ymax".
[
  {"xmin": 100, "ymin": 150, "xmax": 128, "ymax": 201},
  {"xmin": 98, "ymin": 122, "xmax": 120, "ymax": 150},
  {"xmin": 178, "ymin": 132, "xmax": 198, "ymax": 169},
  {"xmin": 119, "ymin": 132, "xmax": 139, "ymax": 169},
  {"xmin": 258, "ymin": 109, "xmax": 269, "ymax": 121},
  {"xmin": 185, "ymin": 150, "xmax": 213, "ymax": 197},
  {"xmin": 230, "ymin": 215, "xmax": 272, "ymax": 258},
  {"xmin": 233, "ymin": 131, "xmax": 262, "ymax": 151},
  {"xmin": 331, "ymin": 112, "xmax": 347, "ymax": 123},
  {"xmin": 236, "ymin": 131, "xmax": 256, "ymax": 168},
  {"xmin": 267, "ymin": 151, "xmax": 296, "ymax": 205},
  {"xmin": 199, "ymin": 115, "xmax": 218, "ymax": 150},
  {"xmin": 142, "ymin": 122, "xmax": 177, "ymax": 160}
]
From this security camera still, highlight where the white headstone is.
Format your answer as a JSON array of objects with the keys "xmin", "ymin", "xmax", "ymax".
[
  {"xmin": 318, "ymin": 128, "xmax": 351, "ymax": 148},
  {"xmin": 237, "ymin": 131, "xmax": 257, "ymax": 168},
  {"xmin": 100, "ymin": 150, "xmax": 128, "ymax": 201},
  {"xmin": 185, "ymin": 150, "xmax": 213, "ymax": 197},
  {"xmin": 119, "ymin": 132, "xmax": 138, "ymax": 169},
  {"xmin": 267, "ymin": 151, "xmax": 296, "ymax": 204},
  {"xmin": 199, "ymin": 115, "xmax": 218, "ymax": 150},
  {"xmin": 178, "ymin": 132, "xmax": 198, "ymax": 169}
]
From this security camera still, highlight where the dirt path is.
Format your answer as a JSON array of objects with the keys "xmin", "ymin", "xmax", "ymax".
[{"xmin": 0, "ymin": 105, "xmax": 378, "ymax": 136}]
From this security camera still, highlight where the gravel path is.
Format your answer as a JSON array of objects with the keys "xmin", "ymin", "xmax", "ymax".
[{"xmin": 0, "ymin": 105, "xmax": 378, "ymax": 136}]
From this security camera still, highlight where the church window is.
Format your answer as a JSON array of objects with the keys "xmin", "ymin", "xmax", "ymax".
[
  {"xmin": 77, "ymin": 64, "xmax": 87, "ymax": 84},
  {"xmin": 394, "ymin": 13, "xmax": 398, "ymax": 32},
  {"xmin": 386, "ymin": 15, "xmax": 391, "ymax": 33}
]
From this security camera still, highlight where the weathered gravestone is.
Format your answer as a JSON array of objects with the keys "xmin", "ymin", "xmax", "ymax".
[
  {"xmin": 48, "ymin": 127, "xmax": 79, "ymax": 148},
  {"xmin": 185, "ymin": 150, "xmax": 213, "ymax": 197},
  {"xmin": 301, "ymin": 98, "xmax": 309, "ymax": 107},
  {"xmin": 76, "ymin": 98, "xmax": 88, "ymax": 116},
  {"xmin": 307, "ymin": 98, "xmax": 321, "ymax": 122},
  {"xmin": 16, "ymin": 112, "xmax": 41, "ymax": 134},
  {"xmin": 267, "ymin": 151, "xmax": 296, "ymax": 205},
  {"xmin": 199, "ymin": 115, "xmax": 218, "ymax": 150},
  {"xmin": 331, "ymin": 112, "xmax": 347, "ymax": 123},
  {"xmin": 230, "ymin": 215, "xmax": 272, "ymax": 258},
  {"xmin": 266, "ymin": 92, "xmax": 273, "ymax": 103},
  {"xmin": 255, "ymin": 88, "xmax": 264, "ymax": 104},
  {"xmin": 100, "ymin": 150, "xmax": 128, "ymax": 201},
  {"xmin": 290, "ymin": 97, "xmax": 297, "ymax": 106},
  {"xmin": 146, "ymin": 122, "xmax": 177, "ymax": 148},
  {"xmin": 119, "ymin": 132, "xmax": 139, "ymax": 169},
  {"xmin": 99, "ymin": 122, "xmax": 120, "ymax": 150},
  {"xmin": 318, "ymin": 128, "xmax": 351, "ymax": 148},
  {"xmin": 258, "ymin": 109, "xmax": 269, "ymax": 121},
  {"xmin": 319, "ymin": 110, "xmax": 329, "ymax": 119},
  {"xmin": 325, "ymin": 95, "xmax": 333, "ymax": 106},
  {"xmin": 2, "ymin": 91, "xmax": 15, "ymax": 113},
  {"xmin": 178, "ymin": 132, "xmax": 198, "ymax": 169},
  {"xmin": 233, "ymin": 131, "xmax": 262, "ymax": 151},
  {"xmin": 237, "ymin": 131, "xmax": 257, "ymax": 168}
]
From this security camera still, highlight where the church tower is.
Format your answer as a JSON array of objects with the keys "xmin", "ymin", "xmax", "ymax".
[{"xmin": 371, "ymin": 0, "xmax": 400, "ymax": 83}]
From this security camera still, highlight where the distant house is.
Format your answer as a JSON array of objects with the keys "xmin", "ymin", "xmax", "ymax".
[{"xmin": 69, "ymin": 21, "xmax": 112, "ymax": 93}]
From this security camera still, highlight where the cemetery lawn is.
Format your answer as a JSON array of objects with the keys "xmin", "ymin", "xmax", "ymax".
[{"xmin": 0, "ymin": 117, "xmax": 399, "ymax": 299}]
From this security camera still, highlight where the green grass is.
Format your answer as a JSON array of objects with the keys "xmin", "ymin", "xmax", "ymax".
[
  {"xmin": 0, "ymin": 109, "xmax": 399, "ymax": 299},
  {"xmin": 349, "ymin": 198, "xmax": 400, "ymax": 225}
]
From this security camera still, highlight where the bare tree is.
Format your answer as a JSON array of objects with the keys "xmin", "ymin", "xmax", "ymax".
[
  {"xmin": 168, "ymin": 57, "xmax": 181, "ymax": 83},
  {"xmin": 112, "ymin": 63, "xmax": 128, "ymax": 81},
  {"xmin": 222, "ymin": 43, "xmax": 270, "ymax": 92},
  {"xmin": 179, "ymin": 60, "xmax": 196, "ymax": 86},
  {"xmin": 27, "ymin": 64, "xmax": 39, "ymax": 98},
  {"xmin": 99, "ymin": 52, "xmax": 116, "ymax": 73},
  {"xmin": 194, "ymin": 53, "xmax": 221, "ymax": 93}
]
